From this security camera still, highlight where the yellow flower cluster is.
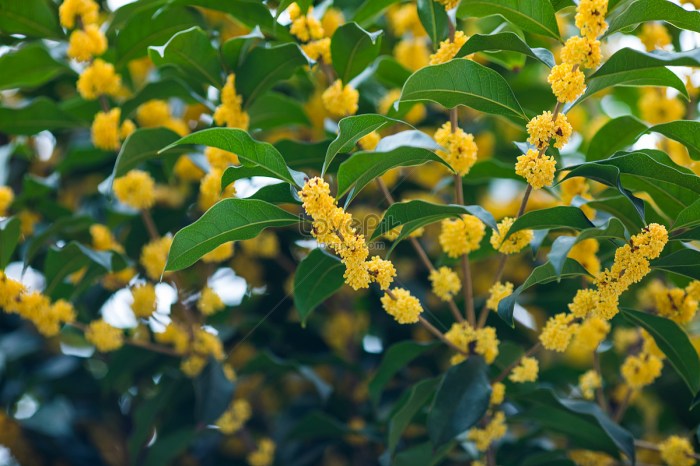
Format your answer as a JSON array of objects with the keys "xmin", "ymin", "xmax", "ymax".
[
  {"xmin": 113, "ymin": 169, "xmax": 156, "ymax": 210},
  {"xmin": 490, "ymin": 217, "xmax": 533, "ymax": 255},
  {"xmin": 202, "ymin": 242, "xmax": 234, "ymax": 263},
  {"xmin": 181, "ymin": 328, "xmax": 225, "ymax": 377},
  {"xmin": 90, "ymin": 224, "xmax": 123, "ymax": 252},
  {"xmin": 0, "ymin": 271, "xmax": 76, "ymax": 337},
  {"xmin": 575, "ymin": 0, "xmax": 609, "ymax": 40},
  {"xmin": 490, "ymin": 382, "xmax": 506, "ymax": 406},
  {"xmin": 509, "ymin": 356, "xmax": 539, "ymax": 383},
  {"xmin": 434, "ymin": 121, "xmax": 479, "ymax": 176},
  {"xmin": 216, "ymin": 399, "xmax": 252, "ymax": 434},
  {"xmin": 136, "ymin": 99, "xmax": 189, "ymax": 136},
  {"xmin": 569, "ymin": 238, "xmax": 601, "ymax": 276},
  {"xmin": 388, "ymin": 3, "xmax": 426, "ymax": 37},
  {"xmin": 206, "ymin": 147, "xmax": 240, "ymax": 170},
  {"xmin": 445, "ymin": 322, "xmax": 500, "ymax": 365},
  {"xmin": 640, "ymin": 23, "xmax": 671, "ymax": 51},
  {"xmin": 429, "ymin": 31, "xmax": 468, "ymax": 65},
  {"xmin": 0, "ymin": 186, "xmax": 14, "ymax": 216},
  {"xmin": 560, "ymin": 36, "xmax": 602, "ymax": 69},
  {"xmin": 59, "ymin": 0, "xmax": 98, "ymax": 29},
  {"xmin": 241, "ymin": 231, "xmax": 279, "ymax": 259},
  {"xmin": 547, "ymin": 63, "xmax": 586, "ymax": 103},
  {"xmin": 214, "ymin": 74, "xmax": 250, "ymax": 130},
  {"xmin": 394, "ymin": 38, "xmax": 430, "ymax": 71},
  {"xmin": 621, "ymin": 351, "xmax": 663, "ymax": 389},
  {"xmin": 247, "ymin": 438, "xmax": 276, "ymax": 466},
  {"xmin": 381, "ymin": 288, "xmax": 423, "ymax": 324},
  {"xmin": 198, "ymin": 168, "xmax": 236, "ymax": 211},
  {"xmin": 358, "ymin": 131, "xmax": 380, "ymax": 151},
  {"xmin": 155, "ymin": 323, "xmax": 190, "ymax": 354},
  {"xmin": 651, "ymin": 281, "xmax": 699, "ymax": 324},
  {"xmin": 526, "ymin": 111, "xmax": 572, "ymax": 150},
  {"xmin": 579, "ymin": 370, "xmax": 601, "ymax": 400},
  {"xmin": 68, "ymin": 24, "xmax": 107, "ymax": 62},
  {"xmin": 540, "ymin": 312, "xmax": 579, "ymax": 352},
  {"xmin": 569, "ymin": 224, "xmax": 668, "ymax": 320},
  {"xmin": 288, "ymin": 4, "xmax": 324, "ymax": 42},
  {"xmin": 429, "ymin": 266, "xmax": 461, "ymax": 301},
  {"xmin": 91, "ymin": 108, "xmax": 135, "ymax": 151},
  {"xmin": 436, "ymin": 0, "xmax": 460, "ymax": 10},
  {"xmin": 639, "ymin": 88, "xmax": 686, "ymax": 124},
  {"xmin": 322, "ymin": 79, "xmax": 359, "ymax": 118},
  {"xmin": 140, "ymin": 236, "xmax": 173, "ymax": 281},
  {"xmin": 515, "ymin": 150, "xmax": 557, "ymax": 190},
  {"xmin": 467, "ymin": 411, "xmax": 507, "ymax": 451},
  {"xmin": 571, "ymin": 316, "xmax": 610, "ymax": 352},
  {"xmin": 439, "ymin": 214, "xmax": 485, "ymax": 258},
  {"xmin": 378, "ymin": 89, "xmax": 426, "ymax": 124},
  {"xmin": 659, "ymin": 436, "xmax": 696, "ymax": 466},
  {"xmin": 486, "ymin": 281, "xmax": 513, "ymax": 311},
  {"xmin": 569, "ymin": 450, "xmax": 616, "ymax": 466},
  {"xmin": 300, "ymin": 177, "xmax": 395, "ymax": 290},
  {"xmin": 302, "ymin": 38, "xmax": 331, "ymax": 63},
  {"xmin": 560, "ymin": 175, "xmax": 595, "ymax": 219},
  {"xmin": 197, "ymin": 287, "xmax": 225, "ymax": 315},
  {"xmin": 131, "ymin": 283, "xmax": 156, "ymax": 318},
  {"xmin": 77, "ymin": 59, "xmax": 122, "ymax": 100},
  {"xmin": 85, "ymin": 319, "xmax": 124, "ymax": 352}
]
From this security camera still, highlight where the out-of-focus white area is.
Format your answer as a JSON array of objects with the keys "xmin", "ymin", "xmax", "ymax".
[{"xmin": 5, "ymin": 263, "xmax": 45, "ymax": 292}]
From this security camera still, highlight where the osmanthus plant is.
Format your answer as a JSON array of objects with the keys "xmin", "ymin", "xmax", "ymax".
[{"xmin": 1, "ymin": 0, "xmax": 700, "ymax": 465}]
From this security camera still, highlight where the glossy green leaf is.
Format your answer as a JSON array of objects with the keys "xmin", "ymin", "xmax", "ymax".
[
  {"xmin": 0, "ymin": 43, "xmax": 72, "ymax": 90},
  {"xmin": 456, "ymin": 32, "xmax": 555, "ymax": 68},
  {"xmin": 651, "ymin": 249, "xmax": 700, "ymax": 281},
  {"xmin": 121, "ymin": 78, "xmax": 206, "ymax": 118},
  {"xmin": 246, "ymin": 183, "xmax": 301, "ymax": 205},
  {"xmin": 0, "ymin": 217, "xmax": 20, "ymax": 269},
  {"xmin": 165, "ymin": 199, "xmax": 299, "ymax": 271},
  {"xmin": 399, "ymin": 59, "xmax": 527, "ymax": 121},
  {"xmin": 221, "ymin": 27, "xmax": 264, "ymax": 71},
  {"xmin": 293, "ymin": 249, "xmax": 345, "ymax": 326},
  {"xmin": 44, "ymin": 242, "xmax": 124, "ymax": 297},
  {"xmin": 177, "ymin": 0, "xmax": 282, "ymax": 38},
  {"xmin": 649, "ymin": 120, "xmax": 700, "ymax": 160},
  {"xmin": 427, "ymin": 357, "xmax": 491, "ymax": 447},
  {"xmin": 621, "ymin": 308, "xmax": 700, "ymax": 395},
  {"xmin": 374, "ymin": 56, "xmax": 412, "ymax": 88},
  {"xmin": 672, "ymin": 198, "xmax": 700, "ymax": 234},
  {"xmin": 194, "ymin": 359, "xmax": 235, "ymax": 424},
  {"xmin": 417, "ymin": 0, "xmax": 449, "ymax": 49},
  {"xmin": 0, "ymin": 98, "xmax": 82, "ymax": 135},
  {"xmin": 149, "ymin": 27, "xmax": 223, "ymax": 89},
  {"xmin": 0, "ymin": 0, "xmax": 63, "ymax": 39},
  {"xmin": 586, "ymin": 116, "xmax": 648, "ymax": 161},
  {"xmin": 592, "ymin": 48, "xmax": 700, "ymax": 79},
  {"xmin": 386, "ymin": 378, "xmax": 440, "ymax": 456},
  {"xmin": 576, "ymin": 67, "xmax": 688, "ymax": 105},
  {"xmin": 331, "ymin": 23, "xmax": 383, "ymax": 84},
  {"xmin": 286, "ymin": 412, "xmax": 347, "ymax": 441},
  {"xmin": 112, "ymin": 128, "xmax": 186, "ymax": 179},
  {"xmin": 368, "ymin": 341, "xmax": 439, "ymax": 407},
  {"xmin": 606, "ymin": 0, "xmax": 700, "ymax": 35},
  {"xmin": 142, "ymin": 429, "xmax": 195, "ymax": 466},
  {"xmin": 456, "ymin": 0, "xmax": 561, "ymax": 40},
  {"xmin": 241, "ymin": 351, "xmax": 331, "ymax": 400},
  {"xmin": 353, "ymin": 0, "xmax": 401, "ymax": 26},
  {"xmin": 392, "ymin": 441, "xmax": 454, "ymax": 466},
  {"xmin": 248, "ymin": 92, "xmax": 309, "ymax": 131},
  {"xmin": 506, "ymin": 206, "xmax": 595, "ymax": 238}
]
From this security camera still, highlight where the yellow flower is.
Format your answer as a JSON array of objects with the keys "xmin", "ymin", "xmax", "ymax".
[
  {"xmin": 429, "ymin": 30, "xmax": 468, "ymax": 65},
  {"xmin": 322, "ymin": 80, "xmax": 359, "ymax": 118},
  {"xmin": 90, "ymin": 224, "xmax": 123, "ymax": 252},
  {"xmin": 139, "ymin": 236, "xmax": 173, "ymax": 281},
  {"xmin": 378, "ymin": 88, "xmax": 426, "ymax": 124},
  {"xmin": 0, "ymin": 271, "xmax": 24, "ymax": 311},
  {"xmin": 136, "ymin": 99, "xmax": 171, "ymax": 127},
  {"xmin": 358, "ymin": 131, "xmax": 380, "ymax": 151},
  {"xmin": 394, "ymin": 38, "xmax": 430, "ymax": 71},
  {"xmin": 302, "ymin": 38, "xmax": 331, "ymax": 63},
  {"xmin": 569, "ymin": 238, "xmax": 600, "ymax": 276},
  {"xmin": 59, "ymin": 0, "xmax": 99, "ymax": 29},
  {"xmin": 486, "ymin": 281, "xmax": 513, "ymax": 311},
  {"xmin": 490, "ymin": 217, "xmax": 533, "ymax": 255},
  {"xmin": 569, "ymin": 288, "xmax": 599, "ymax": 318},
  {"xmin": 476, "ymin": 326, "xmax": 500, "ymax": 364},
  {"xmin": 466, "ymin": 411, "xmax": 507, "ymax": 451},
  {"xmin": 155, "ymin": 323, "xmax": 190, "ymax": 354},
  {"xmin": 639, "ymin": 88, "xmax": 686, "ymax": 124},
  {"xmin": 640, "ymin": 22, "xmax": 671, "ymax": 51},
  {"xmin": 579, "ymin": 370, "xmax": 601, "ymax": 400},
  {"xmin": 216, "ymin": 399, "xmax": 252, "ymax": 435},
  {"xmin": 490, "ymin": 382, "xmax": 506, "ymax": 406},
  {"xmin": 181, "ymin": 328, "xmax": 225, "ymax": 377},
  {"xmin": 202, "ymin": 242, "xmax": 234, "ymax": 263},
  {"xmin": 659, "ymin": 436, "xmax": 696, "ymax": 466},
  {"xmin": 381, "ymin": 288, "xmax": 423, "ymax": 324},
  {"xmin": 113, "ymin": 170, "xmax": 156, "ymax": 210},
  {"xmin": 198, "ymin": 168, "xmax": 236, "ymax": 211},
  {"xmin": 569, "ymin": 450, "xmax": 615, "ymax": 466},
  {"xmin": 509, "ymin": 356, "xmax": 539, "ymax": 383},
  {"xmin": 91, "ymin": 108, "xmax": 122, "ymax": 151},
  {"xmin": 67, "ymin": 24, "xmax": 107, "ymax": 61},
  {"xmin": 240, "ymin": 231, "xmax": 279, "ymax": 259},
  {"xmin": 439, "ymin": 215, "xmax": 485, "ymax": 258},
  {"xmin": 572, "ymin": 316, "xmax": 610, "ymax": 352},
  {"xmin": 526, "ymin": 111, "xmax": 572, "ymax": 150},
  {"xmin": 214, "ymin": 74, "xmax": 250, "ymax": 130},
  {"xmin": 653, "ymin": 285, "xmax": 698, "ymax": 324},
  {"xmin": 445, "ymin": 322, "xmax": 499, "ymax": 364},
  {"xmin": 247, "ymin": 438, "xmax": 276, "ymax": 466},
  {"xmin": 0, "ymin": 186, "xmax": 14, "ymax": 215},
  {"xmin": 131, "ymin": 283, "xmax": 156, "ymax": 318},
  {"xmin": 321, "ymin": 8, "xmax": 344, "ymax": 37},
  {"xmin": 560, "ymin": 36, "xmax": 602, "ymax": 69},
  {"xmin": 434, "ymin": 121, "xmax": 478, "ymax": 176},
  {"xmin": 621, "ymin": 351, "xmax": 663, "ymax": 389},
  {"xmin": 367, "ymin": 256, "xmax": 397, "ymax": 290},
  {"xmin": 388, "ymin": 3, "xmax": 426, "ymax": 37},
  {"xmin": 515, "ymin": 150, "xmax": 557, "ymax": 190},
  {"xmin": 289, "ymin": 6, "xmax": 325, "ymax": 42},
  {"xmin": 575, "ymin": 0, "xmax": 609, "ymax": 39},
  {"xmin": 205, "ymin": 146, "xmax": 240, "ymax": 170},
  {"xmin": 197, "ymin": 287, "xmax": 225, "ymax": 315},
  {"xmin": 173, "ymin": 155, "xmax": 205, "ymax": 182},
  {"xmin": 85, "ymin": 320, "xmax": 124, "ymax": 352},
  {"xmin": 548, "ymin": 63, "xmax": 586, "ymax": 103},
  {"xmin": 429, "ymin": 266, "xmax": 461, "ymax": 301},
  {"xmin": 540, "ymin": 313, "xmax": 579, "ymax": 352},
  {"xmin": 77, "ymin": 59, "xmax": 122, "ymax": 100},
  {"xmin": 436, "ymin": 0, "xmax": 460, "ymax": 10}
]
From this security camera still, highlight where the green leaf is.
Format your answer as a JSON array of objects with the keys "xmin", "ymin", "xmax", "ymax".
[
  {"xmin": 323, "ymin": 114, "xmax": 408, "ymax": 175},
  {"xmin": 178, "ymin": 0, "xmax": 283, "ymax": 39},
  {"xmin": 162, "ymin": 128, "xmax": 305, "ymax": 187},
  {"xmin": 399, "ymin": 59, "xmax": 526, "ymax": 121},
  {"xmin": 392, "ymin": 441, "xmax": 455, "ymax": 466},
  {"xmin": 651, "ymin": 249, "xmax": 700, "ymax": 281},
  {"xmin": 248, "ymin": 92, "xmax": 310, "ymax": 131},
  {"xmin": 221, "ymin": 166, "xmax": 279, "ymax": 191},
  {"xmin": 456, "ymin": 32, "xmax": 555, "ymax": 68},
  {"xmin": 417, "ymin": 0, "xmax": 450, "ymax": 49},
  {"xmin": 386, "ymin": 378, "xmax": 441, "ymax": 456},
  {"xmin": 606, "ymin": 0, "xmax": 700, "ymax": 36},
  {"xmin": 331, "ymin": 22, "xmax": 383, "ymax": 84},
  {"xmin": 498, "ymin": 259, "xmax": 591, "ymax": 326},
  {"xmin": 115, "ymin": 6, "xmax": 200, "ymax": 68},
  {"xmin": 293, "ymin": 249, "xmax": 345, "ymax": 326},
  {"xmin": 621, "ymin": 308, "xmax": 700, "ymax": 396},
  {"xmin": 44, "ymin": 242, "xmax": 124, "ymax": 297},
  {"xmin": 0, "ymin": 0, "xmax": 63, "ymax": 39},
  {"xmin": 246, "ymin": 183, "xmax": 300, "ymax": 205},
  {"xmin": 370, "ymin": 199, "xmax": 496, "ymax": 244},
  {"xmin": 148, "ymin": 27, "xmax": 223, "ymax": 90},
  {"xmin": 463, "ymin": 158, "xmax": 520, "ymax": 183},
  {"xmin": 142, "ymin": 429, "xmax": 196, "ymax": 466},
  {"xmin": 456, "ymin": 0, "xmax": 561, "ymax": 40},
  {"xmin": 506, "ymin": 206, "xmax": 595, "ymax": 238},
  {"xmin": 592, "ymin": 48, "xmax": 700, "ymax": 80},
  {"xmin": 24, "ymin": 216, "xmax": 93, "ymax": 266},
  {"xmin": 221, "ymin": 27, "xmax": 265, "ymax": 71},
  {"xmin": 112, "ymin": 128, "xmax": 186, "ymax": 179},
  {"xmin": 374, "ymin": 56, "xmax": 412, "ymax": 89},
  {"xmin": 166, "ymin": 199, "xmax": 299, "ymax": 272},
  {"xmin": 427, "ymin": 357, "xmax": 491, "ymax": 447},
  {"xmin": 0, "ymin": 217, "xmax": 20, "ymax": 269},
  {"xmin": 353, "ymin": 0, "xmax": 401, "ymax": 27},
  {"xmin": 576, "ymin": 66, "xmax": 688, "ymax": 105},
  {"xmin": 237, "ymin": 43, "xmax": 309, "ymax": 106},
  {"xmin": 194, "ymin": 359, "xmax": 235, "ymax": 424},
  {"xmin": 286, "ymin": 412, "xmax": 348, "ymax": 441},
  {"xmin": 587, "ymin": 116, "xmax": 648, "ymax": 161},
  {"xmin": 0, "ymin": 43, "xmax": 72, "ymax": 91},
  {"xmin": 0, "ymin": 97, "xmax": 81, "ymax": 135},
  {"xmin": 241, "ymin": 351, "xmax": 331, "ymax": 400},
  {"xmin": 547, "ymin": 218, "xmax": 627, "ymax": 276},
  {"xmin": 649, "ymin": 120, "xmax": 700, "ymax": 160},
  {"xmin": 368, "ymin": 341, "xmax": 439, "ymax": 407},
  {"xmin": 121, "ymin": 78, "xmax": 206, "ymax": 119},
  {"xmin": 672, "ymin": 198, "xmax": 700, "ymax": 233}
]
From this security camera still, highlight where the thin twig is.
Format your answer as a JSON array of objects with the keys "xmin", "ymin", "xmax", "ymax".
[
  {"xmin": 454, "ymin": 175, "xmax": 476, "ymax": 325},
  {"xmin": 418, "ymin": 316, "xmax": 467, "ymax": 355},
  {"xmin": 141, "ymin": 210, "xmax": 160, "ymax": 240},
  {"xmin": 613, "ymin": 387, "xmax": 632, "ymax": 423},
  {"xmin": 592, "ymin": 351, "xmax": 608, "ymax": 413}
]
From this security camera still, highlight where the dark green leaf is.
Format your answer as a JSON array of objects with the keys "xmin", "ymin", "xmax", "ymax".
[
  {"xmin": 672, "ymin": 198, "xmax": 700, "ymax": 233},
  {"xmin": 142, "ymin": 429, "xmax": 195, "ymax": 466},
  {"xmin": 331, "ymin": 22, "xmax": 383, "ymax": 84},
  {"xmin": 506, "ymin": 206, "xmax": 595, "ymax": 238},
  {"xmin": 194, "ymin": 359, "xmax": 235, "ymax": 424},
  {"xmin": 374, "ymin": 56, "xmax": 412, "ymax": 88},
  {"xmin": 0, "ymin": 217, "xmax": 20, "ymax": 269},
  {"xmin": 44, "ymin": 242, "xmax": 124, "ymax": 297},
  {"xmin": 606, "ymin": 0, "xmax": 700, "ymax": 36},
  {"xmin": 417, "ymin": 0, "xmax": 449, "ymax": 49},
  {"xmin": 387, "ymin": 378, "xmax": 440, "ymax": 456},
  {"xmin": 221, "ymin": 27, "xmax": 265, "ymax": 71},
  {"xmin": 112, "ymin": 128, "xmax": 186, "ymax": 179},
  {"xmin": 586, "ymin": 116, "xmax": 647, "ymax": 161},
  {"xmin": 649, "ymin": 120, "xmax": 700, "ymax": 160},
  {"xmin": 166, "ymin": 199, "xmax": 299, "ymax": 271},
  {"xmin": 0, "ymin": 98, "xmax": 81, "ymax": 135},
  {"xmin": 293, "ymin": 249, "xmax": 345, "ymax": 326},
  {"xmin": 241, "ymin": 351, "xmax": 331, "ymax": 400},
  {"xmin": 0, "ymin": 0, "xmax": 63, "ymax": 39},
  {"xmin": 353, "ymin": 0, "xmax": 401, "ymax": 27},
  {"xmin": 456, "ymin": 0, "xmax": 561, "ymax": 40},
  {"xmin": 456, "ymin": 32, "xmax": 555, "ymax": 68},
  {"xmin": 246, "ymin": 183, "xmax": 301, "ymax": 205},
  {"xmin": 121, "ymin": 78, "xmax": 206, "ymax": 119},
  {"xmin": 576, "ymin": 67, "xmax": 688, "ymax": 105},
  {"xmin": 592, "ymin": 48, "xmax": 700, "ymax": 79},
  {"xmin": 248, "ymin": 92, "xmax": 310, "ymax": 131},
  {"xmin": 286, "ymin": 411, "xmax": 348, "ymax": 441},
  {"xmin": 399, "ymin": 59, "xmax": 526, "ymax": 121},
  {"xmin": 0, "ymin": 43, "xmax": 72, "ymax": 90},
  {"xmin": 651, "ymin": 249, "xmax": 700, "ymax": 281}
]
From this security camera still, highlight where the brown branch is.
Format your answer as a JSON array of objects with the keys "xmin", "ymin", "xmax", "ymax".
[{"xmin": 141, "ymin": 210, "xmax": 160, "ymax": 241}]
